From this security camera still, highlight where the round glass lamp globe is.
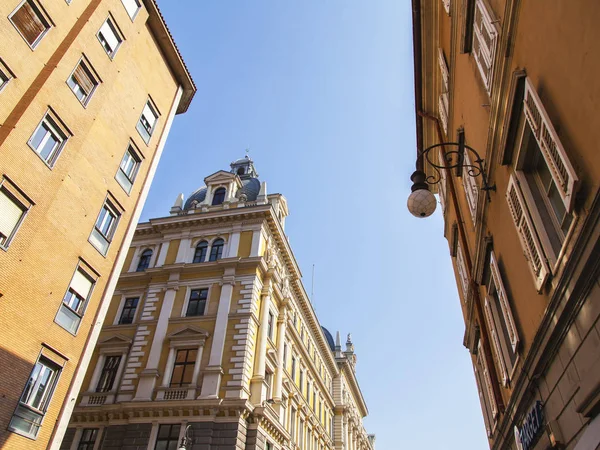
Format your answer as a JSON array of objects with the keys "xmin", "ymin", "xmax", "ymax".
[{"xmin": 407, "ymin": 188, "xmax": 437, "ymax": 218}]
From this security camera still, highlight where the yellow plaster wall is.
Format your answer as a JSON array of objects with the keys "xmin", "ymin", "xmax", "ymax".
[
  {"xmin": 165, "ymin": 239, "xmax": 180, "ymax": 265},
  {"xmin": 123, "ymin": 247, "xmax": 136, "ymax": 273},
  {"xmin": 238, "ymin": 231, "xmax": 253, "ymax": 258}
]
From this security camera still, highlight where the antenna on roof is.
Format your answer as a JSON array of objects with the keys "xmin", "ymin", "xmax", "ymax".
[
  {"xmin": 311, "ymin": 264, "xmax": 315, "ymax": 306},
  {"xmin": 245, "ymin": 146, "xmax": 250, "ymax": 158}
]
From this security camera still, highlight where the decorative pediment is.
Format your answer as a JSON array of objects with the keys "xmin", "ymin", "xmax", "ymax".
[
  {"xmin": 204, "ymin": 171, "xmax": 240, "ymax": 186},
  {"xmin": 98, "ymin": 334, "xmax": 133, "ymax": 347},
  {"xmin": 167, "ymin": 325, "xmax": 210, "ymax": 346}
]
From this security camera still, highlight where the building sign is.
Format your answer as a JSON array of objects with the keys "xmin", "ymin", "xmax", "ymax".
[{"xmin": 515, "ymin": 401, "xmax": 544, "ymax": 450}]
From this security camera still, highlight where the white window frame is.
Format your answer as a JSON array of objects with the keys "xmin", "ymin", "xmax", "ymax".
[
  {"xmin": 478, "ymin": 342, "xmax": 498, "ymax": 421},
  {"xmin": 136, "ymin": 99, "xmax": 159, "ymax": 144},
  {"xmin": 462, "ymin": 150, "xmax": 479, "ymax": 223},
  {"xmin": 489, "ymin": 251, "xmax": 519, "ymax": 352},
  {"xmin": 114, "ymin": 294, "xmax": 142, "ymax": 325},
  {"xmin": 472, "ymin": 0, "xmax": 498, "ymax": 95},
  {"xmin": 28, "ymin": 111, "xmax": 69, "ymax": 168},
  {"xmin": 9, "ymin": 0, "xmax": 52, "ymax": 50},
  {"xmin": 97, "ymin": 16, "xmax": 123, "ymax": 59},
  {"xmin": 72, "ymin": 427, "xmax": 104, "ymax": 450},
  {"xmin": 0, "ymin": 59, "xmax": 15, "ymax": 93},
  {"xmin": 8, "ymin": 355, "xmax": 62, "ymax": 439},
  {"xmin": 438, "ymin": 149, "xmax": 447, "ymax": 213},
  {"xmin": 181, "ymin": 285, "xmax": 212, "ymax": 318},
  {"xmin": 115, "ymin": 143, "xmax": 142, "ymax": 194},
  {"xmin": 455, "ymin": 240, "xmax": 470, "ymax": 302},
  {"xmin": 89, "ymin": 196, "xmax": 122, "ymax": 256},
  {"xmin": 483, "ymin": 296, "xmax": 508, "ymax": 386},
  {"xmin": 55, "ymin": 264, "xmax": 97, "ymax": 335},
  {"xmin": 121, "ymin": 0, "xmax": 141, "ymax": 20},
  {"xmin": 66, "ymin": 56, "xmax": 100, "ymax": 106},
  {"xmin": 0, "ymin": 177, "xmax": 31, "ymax": 250}
]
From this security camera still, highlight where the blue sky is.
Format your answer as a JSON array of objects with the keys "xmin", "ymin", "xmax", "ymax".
[{"xmin": 143, "ymin": 1, "xmax": 488, "ymax": 448}]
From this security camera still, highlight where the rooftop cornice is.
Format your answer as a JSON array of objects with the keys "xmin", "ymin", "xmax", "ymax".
[{"xmin": 338, "ymin": 359, "xmax": 369, "ymax": 418}]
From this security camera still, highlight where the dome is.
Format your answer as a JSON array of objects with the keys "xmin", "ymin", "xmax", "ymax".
[
  {"xmin": 183, "ymin": 186, "xmax": 208, "ymax": 209},
  {"xmin": 321, "ymin": 326, "xmax": 335, "ymax": 352},
  {"xmin": 183, "ymin": 177, "xmax": 261, "ymax": 210}
]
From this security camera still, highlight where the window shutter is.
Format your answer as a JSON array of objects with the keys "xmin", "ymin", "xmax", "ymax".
[
  {"xmin": 99, "ymin": 21, "xmax": 119, "ymax": 52},
  {"xmin": 0, "ymin": 189, "xmax": 24, "ymax": 242},
  {"xmin": 472, "ymin": 0, "xmax": 497, "ymax": 94},
  {"xmin": 456, "ymin": 241, "xmax": 470, "ymax": 301},
  {"xmin": 474, "ymin": 365, "xmax": 493, "ymax": 437},
  {"xmin": 12, "ymin": 1, "xmax": 46, "ymax": 46},
  {"xmin": 438, "ymin": 149, "xmax": 447, "ymax": 213},
  {"xmin": 438, "ymin": 49, "xmax": 449, "ymax": 93},
  {"xmin": 438, "ymin": 94, "xmax": 449, "ymax": 135},
  {"xmin": 462, "ymin": 151, "xmax": 479, "ymax": 222},
  {"xmin": 490, "ymin": 250, "xmax": 519, "ymax": 352},
  {"xmin": 484, "ymin": 297, "xmax": 508, "ymax": 386},
  {"xmin": 142, "ymin": 103, "xmax": 157, "ymax": 128},
  {"xmin": 72, "ymin": 63, "xmax": 95, "ymax": 95},
  {"xmin": 71, "ymin": 270, "xmax": 93, "ymax": 299},
  {"xmin": 523, "ymin": 78, "xmax": 578, "ymax": 212},
  {"xmin": 478, "ymin": 341, "xmax": 498, "ymax": 418},
  {"xmin": 506, "ymin": 174, "xmax": 549, "ymax": 291}
]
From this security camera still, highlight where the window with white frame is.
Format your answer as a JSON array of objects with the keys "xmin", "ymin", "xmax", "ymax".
[
  {"xmin": 56, "ymin": 265, "xmax": 96, "ymax": 334},
  {"xmin": 118, "ymin": 297, "xmax": 139, "ymax": 324},
  {"xmin": 507, "ymin": 78, "xmax": 577, "ymax": 289},
  {"xmin": 482, "ymin": 250, "xmax": 519, "ymax": 385},
  {"xmin": 28, "ymin": 112, "xmax": 69, "ymax": 167},
  {"xmin": 265, "ymin": 371, "xmax": 273, "ymax": 399},
  {"xmin": 438, "ymin": 48, "xmax": 450, "ymax": 135},
  {"xmin": 438, "ymin": 149, "xmax": 448, "ymax": 213},
  {"xmin": 170, "ymin": 349, "xmax": 197, "ymax": 387},
  {"xmin": 267, "ymin": 310, "xmax": 274, "ymax": 339},
  {"xmin": 67, "ymin": 58, "xmax": 99, "ymax": 105},
  {"xmin": 95, "ymin": 355, "xmax": 121, "ymax": 392},
  {"xmin": 455, "ymin": 240, "xmax": 470, "ymax": 302},
  {"xmin": 462, "ymin": 150, "xmax": 479, "ymax": 223},
  {"xmin": 474, "ymin": 341, "xmax": 498, "ymax": 437},
  {"xmin": 8, "ymin": 356, "xmax": 61, "ymax": 438},
  {"xmin": 0, "ymin": 178, "xmax": 31, "ymax": 249},
  {"xmin": 9, "ymin": 0, "xmax": 51, "ymax": 49},
  {"xmin": 121, "ymin": 0, "xmax": 141, "ymax": 19},
  {"xmin": 97, "ymin": 17, "xmax": 122, "ymax": 58},
  {"xmin": 193, "ymin": 240, "xmax": 208, "ymax": 263},
  {"xmin": 186, "ymin": 288, "xmax": 208, "ymax": 317},
  {"xmin": 136, "ymin": 100, "xmax": 159, "ymax": 144},
  {"xmin": 77, "ymin": 428, "xmax": 99, "ymax": 450},
  {"xmin": 136, "ymin": 248, "xmax": 153, "ymax": 271},
  {"xmin": 116, "ymin": 144, "xmax": 141, "ymax": 193},
  {"xmin": 0, "ymin": 59, "xmax": 14, "ymax": 92},
  {"xmin": 472, "ymin": 0, "xmax": 498, "ymax": 95},
  {"xmin": 155, "ymin": 424, "xmax": 181, "ymax": 450},
  {"xmin": 89, "ymin": 197, "xmax": 121, "ymax": 255}
]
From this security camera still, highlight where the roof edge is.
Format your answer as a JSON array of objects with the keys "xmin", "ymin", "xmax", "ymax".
[{"xmin": 143, "ymin": 0, "xmax": 197, "ymax": 114}]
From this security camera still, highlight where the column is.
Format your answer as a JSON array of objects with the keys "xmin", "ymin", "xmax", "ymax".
[
  {"xmin": 87, "ymin": 354, "xmax": 105, "ymax": 392},
  {"xmin": 175, "ymin": 238, "xmax": 191, "ymax": 263},
  {"xmin": 128, "ymin": 246, "xmax": 141, "ymax": 272},
  {"xmin": 227, "ymin": 225, "xmax": 242, "ymax": 258},
  {"xmin": 134, "ymin": 286, "xmax": 177, "ymax": 401},
  {"xmin": 250, "ymin": 228, "xmax": 263, "ymax": 257},
  {"xmin": 200, "ymin": 275, "xmax": 235, "ymax": 398},
  {"xmin": 273, "ymin": 306, "xmax": 288, "ymax": 402},
  {"xmin": 250, "ymin": 285, "xmax": 272, "ymax": 402},
  {"xmin": 160, "ymin": 348, "xmax": 177, "ymax": 387},
  {"xmin": 156, "ymin": 241, "xmax": 170, "ymax": 267}
]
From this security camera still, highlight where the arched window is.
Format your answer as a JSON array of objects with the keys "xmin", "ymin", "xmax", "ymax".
[
  {"xmin": 209, "ymin": 238, "xmax": 224, "ymax": 261},
  {"xmin": 237, "ymin": 167, "xmax": 245, "ymax": 175},
  {"xmin": 136, "ymin": 249, "xmax": 152, "ymax": 271},
  {"xmin": 193, "ymin": 241, "xmax": 208, "ymax": 263},
  {"xmin": 211, "ymin": 187, "xmax": 226, "ymax": 205}
]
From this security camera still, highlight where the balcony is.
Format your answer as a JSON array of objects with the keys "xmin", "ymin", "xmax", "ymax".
[
  {"xmin": 154, "ymin": 386, "xmax": 198, "ymax": 401},
  {"xmin": 80, "ymin": 392, "xmax": 115, "ymax": 406}
]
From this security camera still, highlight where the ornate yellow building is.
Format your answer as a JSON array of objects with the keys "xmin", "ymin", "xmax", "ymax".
[
  {"xmin": 0, "ymin": 1, "xmax": 194, "ymax": 448},
  {"xmin": 62, "ymin": 157, "xmax": 375, "ymax": 450}
]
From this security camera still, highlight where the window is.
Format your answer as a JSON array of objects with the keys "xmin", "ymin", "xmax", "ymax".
[
  {"xmin": 77, "ymin": 429, "xmax": 98, "ymax": 450},
  {"xmin": 283, "ymin": 342, "xmax": 288, "ymax": 368},
  {"xmin": 438, "ymin": 149, "xmax": 448, "ymax": 214},
  {"xmin": 9, "ymin": 356, "xmax": 61, "ymax": 438},
  {"xmin": 307, "ymin": 380, "xmax": 311, "ymax": 401},
  {"xmin": 97, "ymin": 17, "xmax": 122, "ymax": 58},
  {"xmin": 266, "ymin": 442, "xmax": 273, "ymax": 450},
  {"xmin": 170, "ymin": 349, "xmax": 196, "ymax": 387},
  {"xmin": 186, "ymin": 288, "xmax": 208, "ymax": 317},
  {"xmin": 155, "ymin": 424, "xmax": 181, "ymax": 450},
  {"xmin": 136, "ymin": 249, "xmax": 152, "ymax": 271},
  {"xmin": 10, "ymin": 0, "xmax": 51, "ymax": 48},
  {"xmin": 193, "ymin": 241, "xmax": 208, "ymax": 263},
  {"xmin": 290, "ymin": 407, "xmax": 297, "ymax": 439},
  {"xmin": 212, "ymin": 187, "xmax": 226, "ymax": 205},
  {"xmin": 299, "ymin": 369, "xmax": 304, "ymax": 392},
  {"xmin": 137, "ymin": 100, "xmax": 159, "ymax": 143},
  {"xmin": 96, "ymin": 355, "xmax": 121, "ymax": 392},
  {"xmin": 89, "ymin": 198, "xmax": 121, "ymax": 255},
  {"xmin": 474, "ymin": 341, "xmax": 498, "ymax": 437},
  {"xmin": 291, "ymin": 356, "xmax": 296, "ymax": 381},
  {"xmin": 116, "ymin": 145, "xmax": 141, "ymax": 193},
  {"xmin": 472, "ymin": 0, "xmax": 498, "ymax": 94},
  {"xmin": 28, "ymin": 113, "xmax": 68, "ymax": 167},
  {"xmin": 0, "ymin": 179, "xmax": 30, "ymax": 249},
  {"xmin": 118, "ymin": 297, "xmax": 139, "ymax": 324},
  {"xmin": 121, "ymin": 0, "xmax": 141, "ymax": 19},
  {"xmin": 462, "ymin": 150, "xmax": 479, "ymax": 223},
  {"xmin": 455, "ymin": 240, "xmax": 469, "ymax": 302},
  {"xmin": 267, "ymin": 311, "xmax": 274, "ymax": 339},
  {"xmin": 209, "ymin": 238, "xmax": 224, "ymax": 261},
  {"xmin": 0, "ymin": 59, "xmax": 14, "ymax": 92},
  {"xmin": 438, "ymin": 49, "xmax": 450, "ymax": 135},
  {"xmin": 67, "ymin": 59, "xmax": 99, "ymax": 105},
  {"xmin": 56, "ymin": 267, "xmax": 95, "ymax": 334},
  {"xmin": 482, "ymin": 250, "xmax": 519, "ymax": 385},
  {"xmin": 265, "ymin": 372, "xmax": 273, "ymax": 399}
]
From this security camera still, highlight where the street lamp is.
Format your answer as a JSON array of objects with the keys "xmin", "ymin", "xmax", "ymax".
[
  {"xmin": 178, "ymin": 424, "xmax": 193, "ymax": 450},
  {"xmin": 407, "ymin": 139, "xmax": 495, "ymax": 218}
]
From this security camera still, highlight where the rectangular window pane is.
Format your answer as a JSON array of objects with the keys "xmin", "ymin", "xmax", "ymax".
[
  {"xmin": 137, "ymin": 102, "xmax": 158, "ymax": 143},
  {"xmin": 0, "ymin": 186, "xmax": 26, "ymax": 247},
  {"xmin": 68, "ymin": 61, "xmax": 98, "ymax": 104},
  {"xmin": 98, "ymin": 19, "xmax": 121, "ymax": 56},
  {"xmin": 28, "ymin": 115, "xmax": 67, "ymax": 165},
  {"xmin": 121, "ymin": 0, "xmax": 140, "ymax": 18},
  {"xmin": 119, "ymin": 297, "xmax": 139, "ymax": 324}
]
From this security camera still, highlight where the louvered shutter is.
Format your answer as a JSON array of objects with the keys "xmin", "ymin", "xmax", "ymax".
[
  {"xmin": 478, "ymin": 341, "xmax": 498, "ymax": 418},
  {"xmin": 72, "ymin": 63, "xmax": 95, "ymax": 95},
  {"xmin": 71, "ymin": 270, "xmax": 93, "ymax": 299},
  {"xmin": 472, "ymin": 0, "xmax": 497, "ymax": 94},
  {"xmin": 438, "ymin": 149, "xmax": 447, "ymax": 213},
  {"xmin": 12, "ymin": 1, "xmax": 46, "ymax": 46},
  {"xmin": 463, "ymin": 151, "xmax": 479, "ymax": 222},
  {"xmin": 438, "ymin": 49, "xmax": 449, "ymax": 92},
  {"xmin": 490, "ymin": 250, "xmax": 519, "ymax": 352},
  {"xmin": 0, "ymin": 189, "xmax": 24, "ymax": 244},
  {"xmin": 438, "ymin": 95, "xmax": 449, "ymax": 135},
  {"xmin": 484, "ymin": 297, "xmax": 508, "ymax": 386},
  {"xmin": 456, "ymin": 241, "xmax": 470, "ymax": 301},
  {"xmin": 474, "ymin": 365, "xmax": 492, "ymax": 437},
  {"xmin": 99, "ymin": 21, "xmax": 119, "ymax": 52},
  {"xmin": 523, "ymin": 78, "xmax": 578, "ymax": 212},
  {"xmin": 506, "ymin": 174, "xmax": 549, "ymax": 291}
]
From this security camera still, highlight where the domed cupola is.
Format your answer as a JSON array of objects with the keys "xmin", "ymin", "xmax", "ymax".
[{"xmin": 230, "ymin": 155, "xmax": 258, "ymax": 180}]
